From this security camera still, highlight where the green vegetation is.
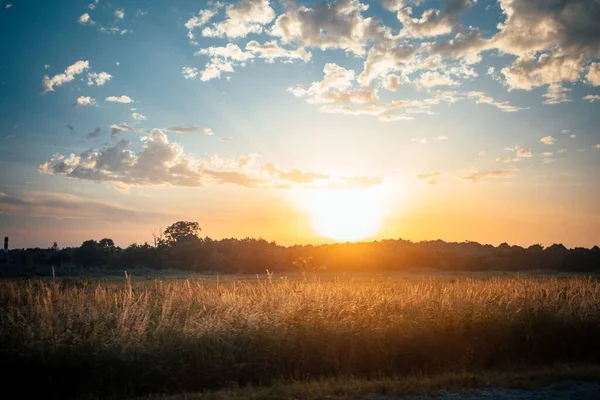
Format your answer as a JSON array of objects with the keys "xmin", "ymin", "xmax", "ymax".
[{"xmin": 2, "ymin": 275, "xmax": 600, "ymax": 398}]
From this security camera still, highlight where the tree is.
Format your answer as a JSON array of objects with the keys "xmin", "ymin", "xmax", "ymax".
[
  {"xmin": 162, "ymin": 221, "xmax": 201, "ymax": 247},
  {"xmin": 99, "ymin": 238, "xmax": 116, "ymax": 252}
]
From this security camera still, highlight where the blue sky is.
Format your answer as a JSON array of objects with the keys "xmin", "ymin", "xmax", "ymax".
[{"xmin": 1, "ymin": 0, "xmax": 599, "ymax": 248}]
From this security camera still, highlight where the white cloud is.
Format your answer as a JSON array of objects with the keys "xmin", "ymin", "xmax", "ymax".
[
  {"xmin": 185, "ymin": 4, "xmax": 223, "ymax": 42},
  {"xmin": 220, "ymin": 137, "xmax": 234, "ymax": 142},
  {"xmin": 595, "ymin": 144, "xmax": 600, "ymax": 149},
  {"xmin": 417, "ymin": 71, "xmax": 460, "ymax": 88},
  {"xmin": 106, "ymin": 95, "xmax": 134, "ymax": 103},
  {"xmin": 195, "ymin": 43, "xmax": 254, "ymax": 61},
  {"xmin": 163, "ymin": 125, "xmax": 213, "ymax": 135},
  {"xmin": 584, "ymin": 95, "xmax": 600, "ymax": 103},
  {"xmin": 540, "ymin": 136, "xmax": 555, "ymax": 145},
  {"xmin": 39, "ymin": 129, "xmax": 378, "ymax": 189},
  {"xmin": 494, "ymin": 0, "xmax": 600, "ymax": 102},
  {"xmin": 132, "ymin": 112, "xmax": 147, "ymax": 121},
  {"xmin": 570, "ymin": 134, "xmax": 576, "ymax": 139},
  {"xmin": 467, "ymin": 91, "xmax": 527, "ymax": 113},
  {"xmin": 40, "ymin": 60, "xmax": 90, "ymax": 93},
  {"xmin": 115, "ymin": 9, "xmax": 125, "ymax": 19},
  {"xmin": 78, "ymin": 13, "xmax": 94, "ymax": 25},
  {"xmin": 271, "ymin": 0, "xmax": 390, "ymax": 56},
  {"xmin": 73, "ymin": 96, "xmax": 96, "ymax": 107},
  {"xmin": 246, "ymin": 40, "xmax": 312, "ymax": 63},
  {"xmin": 87, "ymin": 72, "xmax": 112, "ymax": 86},
  {"xmin": 587, "ymin": 63, "xmax": 600, "ymax": 86},
  {"xmin": 201, "ymin": 0, "xmax": 275, "ymax": 39},
  {"xmin": 200, "ymin": 57, "xmax": 235, "ymax": 81},
  {"xmin": 182, "ymin": 66, "xmax": 200, "ymax": 80},
  {"xmin": 397, "ymin": 1, "xmax": 475, "ymax": 38}
]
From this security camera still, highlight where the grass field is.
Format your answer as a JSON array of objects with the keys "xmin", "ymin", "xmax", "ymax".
[{"xmin": 2, "ymin": 274, "xmax": 600, "ymax": 398}]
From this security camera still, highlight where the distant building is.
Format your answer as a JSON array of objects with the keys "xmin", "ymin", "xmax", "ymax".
[{"xmin": 0, "ymin": 237, "xmax": 12, "ymax": 265}]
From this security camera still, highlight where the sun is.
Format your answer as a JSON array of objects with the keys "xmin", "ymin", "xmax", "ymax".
[{"xmin": 304, "ymin": 188, "xmax": 387, "ymax": 242}]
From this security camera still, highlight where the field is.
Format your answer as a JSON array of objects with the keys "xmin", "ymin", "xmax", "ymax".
[{"xmin": 2, "ymin": 274, "xmax": 600, "ymax": 398}]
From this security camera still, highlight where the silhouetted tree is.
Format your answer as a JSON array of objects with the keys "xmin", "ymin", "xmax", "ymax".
[{"xmin": 162, "ymin": 221, "xmax": 201, "ymax": 247}]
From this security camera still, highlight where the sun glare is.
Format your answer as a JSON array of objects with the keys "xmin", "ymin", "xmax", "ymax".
[{"xmin": 304, "ymin": 188, "xmax": 386, "ymax": 242}]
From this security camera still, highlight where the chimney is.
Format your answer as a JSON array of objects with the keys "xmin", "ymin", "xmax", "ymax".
[{"xmin": 3, "ymin": 237, "xmax": 7, "ymax": 253}]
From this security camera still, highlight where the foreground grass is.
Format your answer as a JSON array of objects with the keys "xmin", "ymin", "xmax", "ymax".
[
  {"xmin": 2, "ymin": 275, "xmax": 600, "ymax": 398},
  {"xmin": 146, "ymin": 365, "xmax": 600, "ymax": 399}
]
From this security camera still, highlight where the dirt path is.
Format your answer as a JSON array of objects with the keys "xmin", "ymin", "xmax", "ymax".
[{"xmin": 402, "ymin": 381, "xmax": 600, "ymax": 400}]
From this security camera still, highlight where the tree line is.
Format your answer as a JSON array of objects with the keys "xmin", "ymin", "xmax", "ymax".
[{"xmin": 3, "ymin": 221, "xmax": 600, "ymax": 275}]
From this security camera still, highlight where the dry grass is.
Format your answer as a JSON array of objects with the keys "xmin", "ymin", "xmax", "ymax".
[{"xmin": 2, "ymin": 275, "xmax": 600, "ymax": 398}]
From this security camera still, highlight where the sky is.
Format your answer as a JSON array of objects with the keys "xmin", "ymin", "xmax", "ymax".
[{"xmin": 0, "ymin": 0, "xmax": 599, "ymax": 249}]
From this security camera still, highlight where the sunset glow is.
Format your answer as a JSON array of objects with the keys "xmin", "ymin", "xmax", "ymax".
[{"xmin": 305, "ymin": 188, "xmax": 387, "ymax": 242}]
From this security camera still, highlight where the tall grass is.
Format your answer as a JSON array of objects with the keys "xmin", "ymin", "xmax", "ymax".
[{"xmin": 1, "ymin": 275, "xmax": 600, "ymax": 398}]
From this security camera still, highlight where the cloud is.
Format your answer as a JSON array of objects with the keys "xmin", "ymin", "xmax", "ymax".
[
  {"xmin": 0, "ymin": 191, "xmax": 171, "ymax": 222},
  {"xmin": 416, "ymin": 172, "xmax": 441, "ymax": 185},
  {"xmin": 186, "ymin": 4, "xmax": 222, "ymax": 42},
  {"xmin": 106, "ymin": 95, "xmax": 134, "ymax": 103},
  {"xmin": 115, "ymin": 9, "xmax": 124, "ymax": 19},
  {"xmin": 463, "ymin": 167, "xmax": 518, "ymax": 183},
  {"xmin": 86, "ymin": 127, "xmax": 103, "ymax": 139},
  {"xmin": 220, "ymin": 137, "xmax": 234, "ymax": 142},
  {"xmin": 182, "ymin": 66, "xmax": 200, "ymax": 80},
  {"xmin": 397, "ymin": 0, "xmax": 476, "ymax": 38},
  {"xmin": 87, "ymin": 72, "xmax": 112, "ymax": 86},
  {"xmin": 417, "ymin": 71, "xmax": 460, "ymax": 88},
  {"xmin": 201, "ymin": 0, "xmax": 275, "ymax": 39},
  {"xmin": 132, "ymin": 112, "xmax": 147, "ymax": 121},
  {"xmin": 595, "ymin": 144, "xmax": 600, "ymax": 149},
  {"xmin": 496, "ymin": 156, "xmax": 511, "ymax": 163},
  {"xmin": 110, "ymin": 123, "xmax": 137, "ymax": 137},
  {"xmin": 584, "ymin": 95, "xmax": 600, "ymax": 103},
  {"xmin": 271, "ymin": 0, "xmax": 391, "ymax": 56},
  {"xmin": 246, "ymin": 40, "xmax": 312, "ymax": 63},
  {"xmin": 40, "ymin": 60, "xmax": 90, "ymax": 93},
  {"xmin": 261, "ymin": 163, "xmax": 381, "ymax": 188},
  {"xmin": 73, "ymin": 96, "xmax": 96, "ymax": 107},
  {"xmin": 40, "ymin": 130, "xmax": 365, "ymax": 189},
  {"xmin": 540, "ymin": 136, "xmax": 555, "ymax": 145},
  {"xmin": 430, "ymin": 28, "xmax": 489, "ymax": 60},
  {"xmin": 78, "ymin": 13, "xmax": 94, "ymax": 25},
  {"xmin": 587, "ymin": 63, "xmax": 600, "ymax": 86},
  {"xmin": 195, "ymin": 43, "xmax": 254, "ymax": 61},
  {"xmin": 467, "ymin": 91, "xmax": 526, "ymax": 112},
  {"xmin": 494, "ymin": 0, "xmax": 600, "ymax": 102},
  {"xmin": 262, "ymin": 163, "xmax": 328, "ymax": 184},
  {"xmin": 199, "ymin": 57, "xmax": 235, "ymax": 81},
  {"xmin": 542, "ymin": 84, "xmax": 571, "ymax": 105},
  {"xmin": 163, "ymin": 125, "xmax": 213, "ymax": 135},
  {"xmin": 516, "ymin": 148, "xmax": 533, "ymax": 158}
]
